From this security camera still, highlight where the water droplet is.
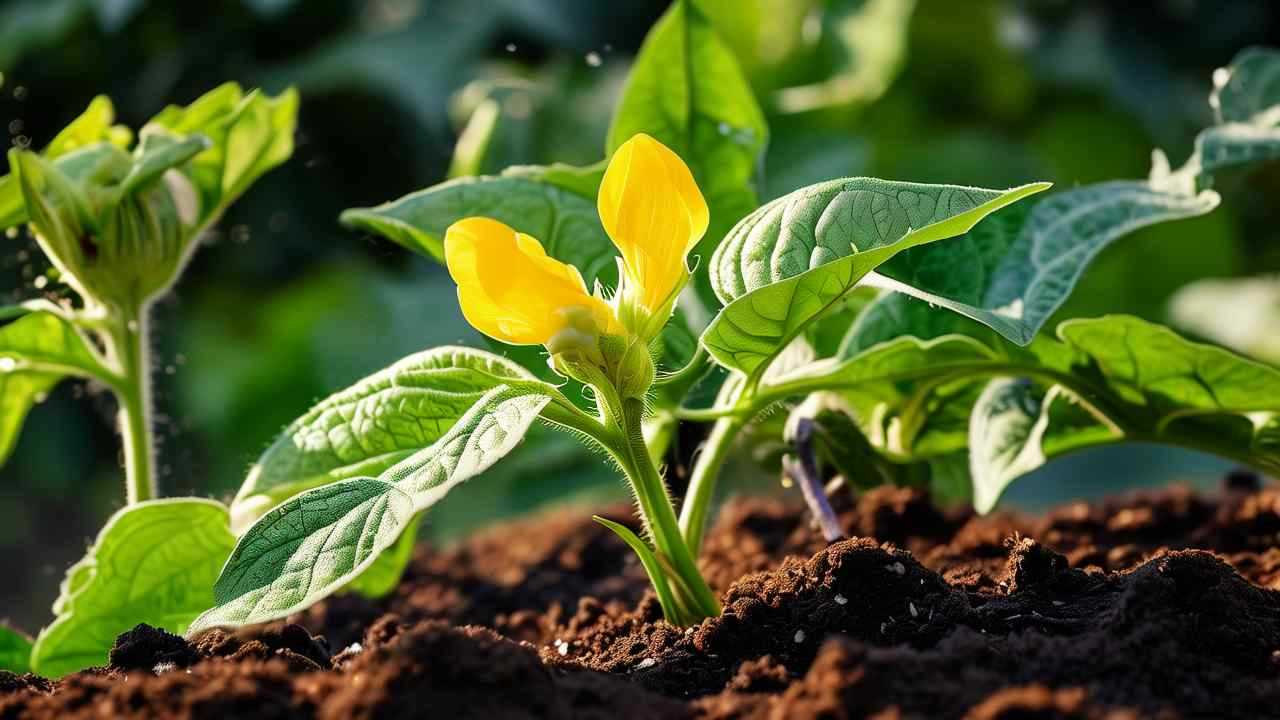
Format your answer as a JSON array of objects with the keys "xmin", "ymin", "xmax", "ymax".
[
  {"xmin": 7, "ymin": 119, "xmax": 22, "ymax": 135},
  {"xmin": 717, "ymin": 121, "xmax": 732, "ymax": 136},
  {"xmin": 585, "ymin": 51, "xmax": 602, "ymax": 67},
  {"xmin": 32, "ymin": 275, "xmax": 47, "ymax": 289},
  {"xmin": 164, "ymin": 365, "xmax": 176, "ymax": 375},
  {"xmin": 0, "ymin": 357, "xmax": 16, "ymax": 372},
  {"xmin": 12, "ymin": 86, "xmax": 27, "ymax": 101},
  {"xmin": 4, "ymin": 228, "xmax": 16, "ymax": 239},
  {"xmin": 13, "ymin": 135, "xmax": 30, "ymax": 149},
  {"xmin": 127, "ymin": 321, "xmax": 139, "ymax": 332},
  {"xmin": 32, "ymin": 392, "xmax": 47, "ymax": 403},
  {"xmin": 1213, "ymin": 67, "xmax": 1232, "ymax": 90},
  {"xmin": 505, "ymin": 43, "xmax": 517, "ymax": 52}
]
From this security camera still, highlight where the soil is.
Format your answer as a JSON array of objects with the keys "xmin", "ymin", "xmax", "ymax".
[{"xmin": 4, "ymin": 472, "xmax": 1280, "ymax": 719}]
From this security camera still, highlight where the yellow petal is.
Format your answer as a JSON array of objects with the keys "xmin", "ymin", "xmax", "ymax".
[
  {"xmin": 598, "ymin": 133, "xmax": 709, "ymax": 312},
  {"xmin": 445, "ymin": 217, "xmax": 616, "ymax": 345}
]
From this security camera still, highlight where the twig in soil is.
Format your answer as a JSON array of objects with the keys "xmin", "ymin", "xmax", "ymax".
[{"xmin": 783, "ymin": 417, "xmax": 844, "ymax": 543}]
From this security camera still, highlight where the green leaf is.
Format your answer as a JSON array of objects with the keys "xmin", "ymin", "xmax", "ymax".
[
  {"xmin": 230, "ymin": 346, "xmax": 538, "ymax": 533},
  {"xmin": 31, "ymin": 499, "xmax": 236, "ymax": 677},
  {"xmin": 198, "ymin": 384, "xmax": 555, "ymax": 630},
  {"xmin": 607, "ymin": 0, "xmax": 768, "ymax": 305},
  {"xmin": 189, "ymin": 479, "xmax": 414, "ymax": 633},
  {"xmin": 702, "ymin": 179, "xmax": 1049, "ymax": 377},
  {"xmin": 0, "ymin": 626, "xmax": 32, "ymax": 674},
  {"xmin": 146, "ymin": 83, "xmax": 299, "ymax": 226},
  {"xmin": 847, "ymin": 47, "xmax": 1280, "ymax": 349},
  {"xmin": 593, "ymin": 516, "xmax": 682, "ymax": 625},
  {"xmin": 45, "ymin": 96, "xmax": 133, "ymax": 160},
  {"xmin": 340, "ymin": 175, "xmax": 617, "ymax": 285},
  {"xmin": 854, "ymin": 181, "xmax": 1221, "ymax": 346},
  {"xmin": 0, "ymin": 311, "xmax": 111, "ymax": 466},
  {"xmin": 767, "ymin": 315, "xmax": 1280, "ymax": 511},
  {"xmin": 344, "ymin": 513, "xmax": 422, "ymax": 599},
  {"xmin": 968, "ymin": 379, "xmax": 1049, "ymax": 513}
]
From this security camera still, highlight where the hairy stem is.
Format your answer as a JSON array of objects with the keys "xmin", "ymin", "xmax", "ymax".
[
  {"xmin": 619, "ymin": 397, "xmax": 720, "ymax": 621},
  {"xmin": 109, "ymin": 307, "xmax": 156, "ymax": 504}
]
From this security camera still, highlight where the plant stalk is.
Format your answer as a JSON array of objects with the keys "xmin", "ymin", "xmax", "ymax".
[
  {"xmin": 111, "ymin": 307, "xmax": 156, "ymax": 504},
  {"xmin": 678, "ymin": 413, "xmax": 749, "ymax": 555},
  {"xmin": 619, "ymin": 397, "xmax": 720, "ymax": 621}
]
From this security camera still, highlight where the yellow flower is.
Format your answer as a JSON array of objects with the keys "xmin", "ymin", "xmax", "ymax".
[
  {"xmin": 599, "ymin": 133, "xmax": 709, "ymax": 315},
  {"xmin": 444, "ymin": 217, "xmax": 618, "ymax": 346}
]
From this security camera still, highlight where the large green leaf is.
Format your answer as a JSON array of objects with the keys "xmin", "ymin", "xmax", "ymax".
[
  {"xmin": 0, "ymin": 626, "xmax": 32, "ymax": 674},
  {"xmin": 850, "ymin": 46, "xmax": 1280, "ymax": 348},
  {"xmin": 856, "ymin": 181, "xmax": 1220, "ymax": 346},
  {"xmin": 702, "ymin": 179, "xmax": 1049, "ymax": 376},
  {"xmin": 230, "ymin": 346, "xmax": 538, "ymax": 533},
  {"xmin": 340, "ymin": 175, "xmax": 617, "ymax": 284},
  {"xmin": 31, "ymin": 499, "xmax": 236, "ymax": 677},
  {"xmin": 764, "ymin": 315, "xmax": 1280, "ymax": 511},
  {"xmin": 607, "ymin": 0, "xmax": 768, "ymax": 305},
  {"xmin": 0, "ymin": 311, "xmax": 111, "ymax": 466},
  {"xmin": 344, "ymin": 513, "xmax": 423, "ymax": 599},
  {"xmin": 190, "ymin": 479, "xmax": 414, "ymax": 633},
  {"xmin": 194, "ymin": 384, "xmax": 556, "ymax": 630}
]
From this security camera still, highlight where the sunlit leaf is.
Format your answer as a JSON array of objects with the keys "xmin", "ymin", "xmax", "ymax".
[
  {"xmin": 31, "ymin": 500, "xmax": 236, "ymax": 677},
  {"xmin": 703, "ymin": 179, "xmax": 1048, "ymax": 376}
]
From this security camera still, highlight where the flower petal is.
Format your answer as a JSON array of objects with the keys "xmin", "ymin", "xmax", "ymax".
[
  {"xmin": 445, "ymin": 216, "xmax": 616, "ymax": 344},
  {"xmin": 598, "ymin": 133, "xmax": 708, "ymax": 311}
]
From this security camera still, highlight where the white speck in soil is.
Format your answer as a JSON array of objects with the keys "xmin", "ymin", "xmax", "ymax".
[
  {"xmin": 909, "ymin": 602, "xmax": 918, "ymax": 618},
  {"xmin": 834, "ymin": 593, "xmax": 848, "ymax": 605},
  {"xmin": 345, "ymin": 642, "xmax": 363, "ymax": 654},
  {"xmin": 1052, "ymin": 600, "xmax": 1065, "ymax": 606},
  {"xmin": 879, "ymin": 622, "xmax": 887, "ymax": 635},
  {"xmin": 887, "ymin": 561, "xmax": 906, "ymax": 576},
  {"xmin": 554, "ymin": 639, "xmax": 568, "ymax": 656},
  {"xmin": 793, "ymin": 630, "xmax": 806, "ymax": 643},
  {"xmin": 636, "ymin": 657, "xmax": 656, "ymax": 670},
  {"xmin": 153, "ymin": 662, "xmax": 176, "ymax": 674}
]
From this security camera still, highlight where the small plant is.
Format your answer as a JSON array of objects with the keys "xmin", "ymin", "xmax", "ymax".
[
  {"xmin": 4, "ymin": 0, "xmax": 1279, "ymax": 682},
  {"xmin": 190, "ymin": 11, "xmax": 1280, "ymax": 634},
  {"xmin": 0, "ymin": 84, "xmax": 297, "ymax": 676}
]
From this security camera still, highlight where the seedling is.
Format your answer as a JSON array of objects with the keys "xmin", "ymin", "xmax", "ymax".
[
  {"xmin": 0, "ymin": 84, "xmax": 297, "ymax": 676},
  {"xmin": 195, "ymin": 14, "xmax": 1280, "ymax": 633}
]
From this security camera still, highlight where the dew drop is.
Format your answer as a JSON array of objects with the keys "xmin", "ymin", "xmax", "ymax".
[
  {"xmin": 32, "ymin": 275, "xmax": 47, "ymax": 289},
  {"xmin": 505, "ymin": 43, "xmax": 517, "ymax": 53},
  {"xmin": 717, "ymin": 121, "xmax": 732, "ymax": 136},
  {"xmin": 12, "ymin": 86, "xmax": 27, "ymax": 101},
  {"xmin": 0, "ymin": 357, "xmax": 16, "ymax": 372},
  {"xmin": 585, "ymin": 51, "xmax": 603, "ymax": 67},
  {"xmin": 127, "ymin": 320, "xmax": 139, "ymax": 332},
  {"xmin": 1213, "ymin": 67, "xmax": 1232, "ymax": 89}
]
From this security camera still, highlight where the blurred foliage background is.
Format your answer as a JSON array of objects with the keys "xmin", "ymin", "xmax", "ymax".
[{"xmin": 1, "ymin": 0, "xmax": 1279, "ymax": 628}]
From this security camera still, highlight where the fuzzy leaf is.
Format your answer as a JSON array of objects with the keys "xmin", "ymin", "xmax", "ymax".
[
  {"xmin": 190, "ymin": 479, "xmax": 413, "ymax": 632},
  {"xmin": 31, "ymin": 500, "xmax": 236, "ymax": 677},
  {"xmin": 855, "ymin": 181, "xmax": 1220, "ymax": 347},
  {"xmin": 608, "ymin": 0, "xmax": 768, "ymax": 305},
  {"xmin": 344, "ymin": 513, "xmax": 422, "ymax": 599},
  {"xmin": 703, "ymin": 179, "xmax": 1048, "ymax": 376},
  {"xmin": 0, "ymin": 311, "xmax": 111, "ymax": 466},
  {"xmin": 340, "ymin": 175, "xmax": 617, "ymax": 285},
  {"xmin": 198, "ymin": 385, "xmax": 554, "ymax": 629},
  {"xmin": 230, "ymin": 346, "xmax": 538, "ymax": 533}
]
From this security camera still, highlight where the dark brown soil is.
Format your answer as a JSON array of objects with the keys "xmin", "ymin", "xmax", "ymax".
[{"xmin": 5, "ymin": 475, "xmax": 1280, "ymax": 719}]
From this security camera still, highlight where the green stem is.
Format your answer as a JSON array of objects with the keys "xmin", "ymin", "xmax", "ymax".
[
  {"xmin": 109, "ymin": 308, "xmax": 156, "ymax": 504},
  {"xmin": 679, "ymin": 412, "xmax": 749, "ymax": 555},
  {"xmin": 619, "ymin": 397, "xmax": 720, "ymax": 620}
]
